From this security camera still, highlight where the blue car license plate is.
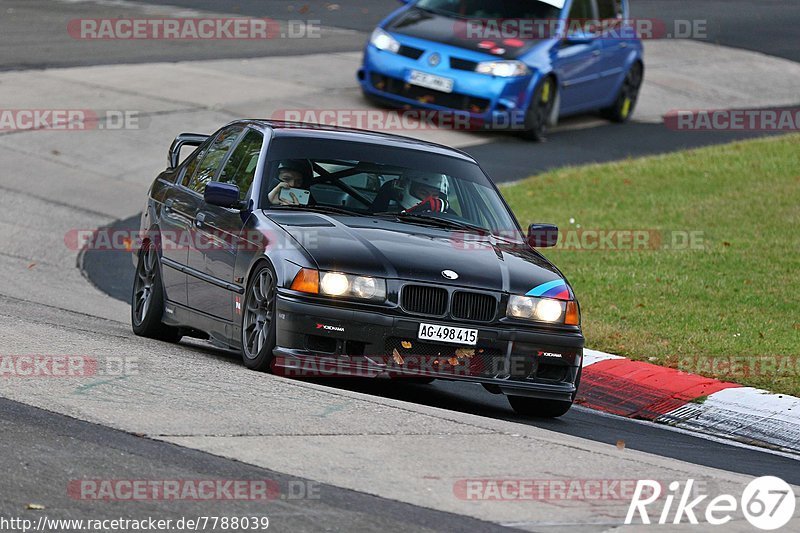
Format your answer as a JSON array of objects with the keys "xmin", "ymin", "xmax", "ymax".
[{"xmin": 408, "ymin": 70, "xmax": 454, "ymax": 94}]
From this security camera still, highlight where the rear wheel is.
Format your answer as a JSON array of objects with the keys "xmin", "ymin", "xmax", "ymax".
[
  {"xmin": 241, "ymin": 265, "xmax": 278, "ymax": 371},
  {"xmin": 520, "ymin": 76, "xmax": 557, "ymax": 142},
  {"xmin": 131, "ymin": 241, "xmax": 182, "ymax": 343},
  {"xmin": 601, "ymin": 62, "xmax": 643, "ymax": 123},
  {"xmin": 507, "ymin": 367, "xmax": 582, "ymax": 418}
]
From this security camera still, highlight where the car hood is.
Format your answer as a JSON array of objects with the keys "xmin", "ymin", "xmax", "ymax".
[
  {"xmin": 267, "ymin": 212, "xmax": 569, "ymax": 296},
  {"xmin": 385, "ymin": 7, "xmax": 544, "ymax": 60}
]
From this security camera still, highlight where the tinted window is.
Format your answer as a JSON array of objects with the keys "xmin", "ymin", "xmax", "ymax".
[
  {"xmin": 187, "ymin": 126, "xmax": 244, "ymax": 194},
  {"xmin": 416, "ymin": 0, "xmax": 561, "ymax": 19},
  {"xmin": 568, "ymin": 0, "xmax": 597, "ymax": 31},
  {"xmin": 261, "ymin": 137, "xmax": 522, "ymax": 240},
  {"xmin": 219, "ymin": 129, "xmax": 264, "ymax": 199},
  {"xmin": 180, "ymin": 142, "xmax": 210, "ymax": 187},
  {"xmin": 597, "ymin": 0, "xmax": 622, "ymax": 19}
]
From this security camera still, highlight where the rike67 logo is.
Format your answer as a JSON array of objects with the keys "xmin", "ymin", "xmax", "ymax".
[{"xmin": 626, "ymin": 477, "xmax": 796, "ymax": 530}]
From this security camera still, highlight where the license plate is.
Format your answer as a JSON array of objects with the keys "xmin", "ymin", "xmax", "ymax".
[
  {"xmin": 408, "ymin": 70, "xmax": 454, "ymax": 93},
  {"xmin": 418, "ymin": 323, "xmax": 478, "ymax": 345}
]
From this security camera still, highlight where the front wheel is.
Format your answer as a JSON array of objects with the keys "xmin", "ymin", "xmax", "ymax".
[
  {"xmin": 131, "ymin": 241, "xmax": 182, "ymax": 343},
  {"xmin": 520, "ymin": 77, "xmax": 557, "ymax": 142},
  {"xmin": 241, "ymin": 265, "xmax": 278, "ymax": 371},
  {"xmin": 601, "ymin": 62, "xmax": 643, "ymax": 123},
  {"xmin": 507, "ymin": 367, "xmax": 582, "ymax": 418},
  {"xmin": 507, "ymin": 396, "xmax": 573, "ymax": 418}
]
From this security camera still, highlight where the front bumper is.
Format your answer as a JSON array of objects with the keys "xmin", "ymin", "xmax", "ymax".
[
  {"xmin": 273, "ymin": 292, "xmax": 583, "ymax": 401},
  {"xmin": 359, "ymin": 44, "xmax": 538, "ymax": 131}
]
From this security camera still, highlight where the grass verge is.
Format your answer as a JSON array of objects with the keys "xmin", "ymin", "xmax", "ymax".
[{"xmin": 502, "ymin": 134, "xmax": 800, "ymax": 395}]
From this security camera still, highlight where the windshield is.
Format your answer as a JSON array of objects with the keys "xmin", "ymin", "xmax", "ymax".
[
  {"xmin": 415, "ymin": 0, "xmax": 563, "ymax": 19},
  {"xmin": 261, "ymin": 136, "xmax": 523, "ymax": 241}
]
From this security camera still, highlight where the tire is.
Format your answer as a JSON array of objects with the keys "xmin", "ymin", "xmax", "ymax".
[
  {"xmin": 241, "ymin": 264, "xmax": 278, "ymax": 372},
  {"xmin": 131, "ymin": 241, "xmax": 182, "ymax": 343},
  {"xmin": 507, "ymin": 367, "xmax": 582, "ymax": 418},
  {"xmin": 601, "ymin": 62, "xmax": 643, "ymax": 123},
  {"xmin": 520, "ymin": 76, "xmax": 557, "ymax": 142},
  {"xmin": 402, "ymin": 377, "xmax": 436, "ymax": 385}
]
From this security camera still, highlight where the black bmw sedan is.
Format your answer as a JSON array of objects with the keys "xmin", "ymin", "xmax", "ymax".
[{"xmin": 132, "ymin": 120, "xmax": 584, "ymax": 417}]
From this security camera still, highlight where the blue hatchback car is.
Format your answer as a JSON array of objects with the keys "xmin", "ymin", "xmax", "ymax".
[{"xmin": 358, "ymin": 0, "xmax": 644, "ymax": 140}]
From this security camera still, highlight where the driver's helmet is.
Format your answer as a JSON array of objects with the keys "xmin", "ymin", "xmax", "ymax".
[
  {"xmin": 398, "ymin": 170, "xmax": 447, "ymax": 209},
  {"xmin": 277, "ymin": 159, "xmax": 313, "ymax": 187}
]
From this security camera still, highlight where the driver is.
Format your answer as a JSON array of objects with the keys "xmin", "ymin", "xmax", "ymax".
[
  {"xmin": 268, "ymin": 159, "xmax": 313, "ymax": 205},
  {"xmin": 399, "ymin": 170, "xmax": 449, "ymax": 213}
]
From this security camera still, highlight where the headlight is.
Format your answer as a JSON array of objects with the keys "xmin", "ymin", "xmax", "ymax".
[
  {"xmin": 507, "ymin": 295, "xmax": 580, "ymax": 325},
  {"xmin": 351, "ymin": 276, "xmax": 379, "ymax": 299},
  {"xmin": 291, "ymin": 268, "xmax": 386, "ymax": 302},
  {"xmin": 320, "ymin": 272, "xmax": 349, "ymax": 296},
  {"xmin": 370, "ymin": 28, "xmax": 400, "ymax": 53},
  {"xmin": 475, "ymin": 60, "xmax": 530, "ymax": 77}
]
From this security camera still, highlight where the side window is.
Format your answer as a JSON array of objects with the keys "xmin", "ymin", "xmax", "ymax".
[
  {"xmin": 567, "ymin": 0, "xmax": 598, "ymax": 33},
  {"xmin": 219, "ymin": 129, "xmax": 264, "ymax": 200},
  {"xmin": 180, "ymin": 143, "xmax": 208, "ymax": 187},
  {"xmin": 596, "ymin": 0, "xmax": 623, "ymax": 33},
  {"xmin": 187, "ymin": 126, "xmax": 244, "ymax": 194},
  {"xmin": 597, "ymin": 0, "xmax": 622, "ymax": 19}
]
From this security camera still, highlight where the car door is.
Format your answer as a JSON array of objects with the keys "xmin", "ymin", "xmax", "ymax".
[
  {"xmin": 189, "ymin": 128, "xmax": 264, "ymax": 321},
  {"xmin": 158, "ymin": 142, "xmax": 210, "ymax": 307},
  {"xmin": 188, "ymin": 127, "xmax": 265, "ymax": 322},
  {"xmin": 181, "ymin": 125, "xmax": 245, "ymax": 316},
  {"xmin": 596, "ymin": 0, "xmax": 631, "ymax": 99},
  {"xmin": 555, "ymin": 0, "xmax": 606, "ymax": 114}
]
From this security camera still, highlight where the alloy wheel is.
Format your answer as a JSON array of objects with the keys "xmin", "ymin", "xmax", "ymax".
[
  {"xmin": 243, "ymin": 268, "xmax": 276, "ymax": 359},
  {"xmin": 132, "ymin": 243, "xmax": 157, "ymax": 326}
]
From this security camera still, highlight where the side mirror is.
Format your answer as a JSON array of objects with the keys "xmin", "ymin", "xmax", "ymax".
[
  {"xmin": 204, "ymin": 181, "xmax": 243, "ymax": 209},
  {"xmin": 563, "ymin": 29, "xmax": 595, "ymax": 45},
  {"xmin": 527, "ymin": 223, "xmax": 559, "ymax": 248},
  {"xmin": 168, "ymin": 133, "xmax": 209, "ymax": 169}
]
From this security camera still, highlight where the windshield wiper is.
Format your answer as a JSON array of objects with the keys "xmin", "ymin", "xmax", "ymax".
[{"xmin": 373, "ymin": 211, "xmax": 489, "ymax": 235}]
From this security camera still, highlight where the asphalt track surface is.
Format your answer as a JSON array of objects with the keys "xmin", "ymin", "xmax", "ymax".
[
  {"xmin": 1, "ymin": 0, "xmax": 795, "ymax": 181},
  {"xmin": 4, "ymin": 0, "xmax": 800, "ymax": 527},
  {"xmin": 3, "ymin": 0, "xmax": 796, "ymax": 70},
  {"xmin": 51, "ymin": 0, "xmax": 800, "ymax": 493},
  {"xmin": 0, "ymin": 397, "xmax": 511, "ymax": 532},
  {"xmin": 81, "ymin": 217, "xmax": 800, "ymax": 487}
]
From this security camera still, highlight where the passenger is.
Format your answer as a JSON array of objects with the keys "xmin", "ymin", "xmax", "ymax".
[{"xmin": 268, "ymin": 159, "xmax": 313, "ymax": 205}]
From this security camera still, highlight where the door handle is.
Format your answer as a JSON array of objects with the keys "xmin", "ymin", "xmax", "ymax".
[
  {"xmin": 619, "ymin": 42, "xmax": 628, "ymax": 48},
  {"xmin": 195, "ymin": 211, "xmax": 206, "ymax": 227},
  {"xmin": 592, "ymin": 49, "xmax": 601, "ymax": 57}
]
